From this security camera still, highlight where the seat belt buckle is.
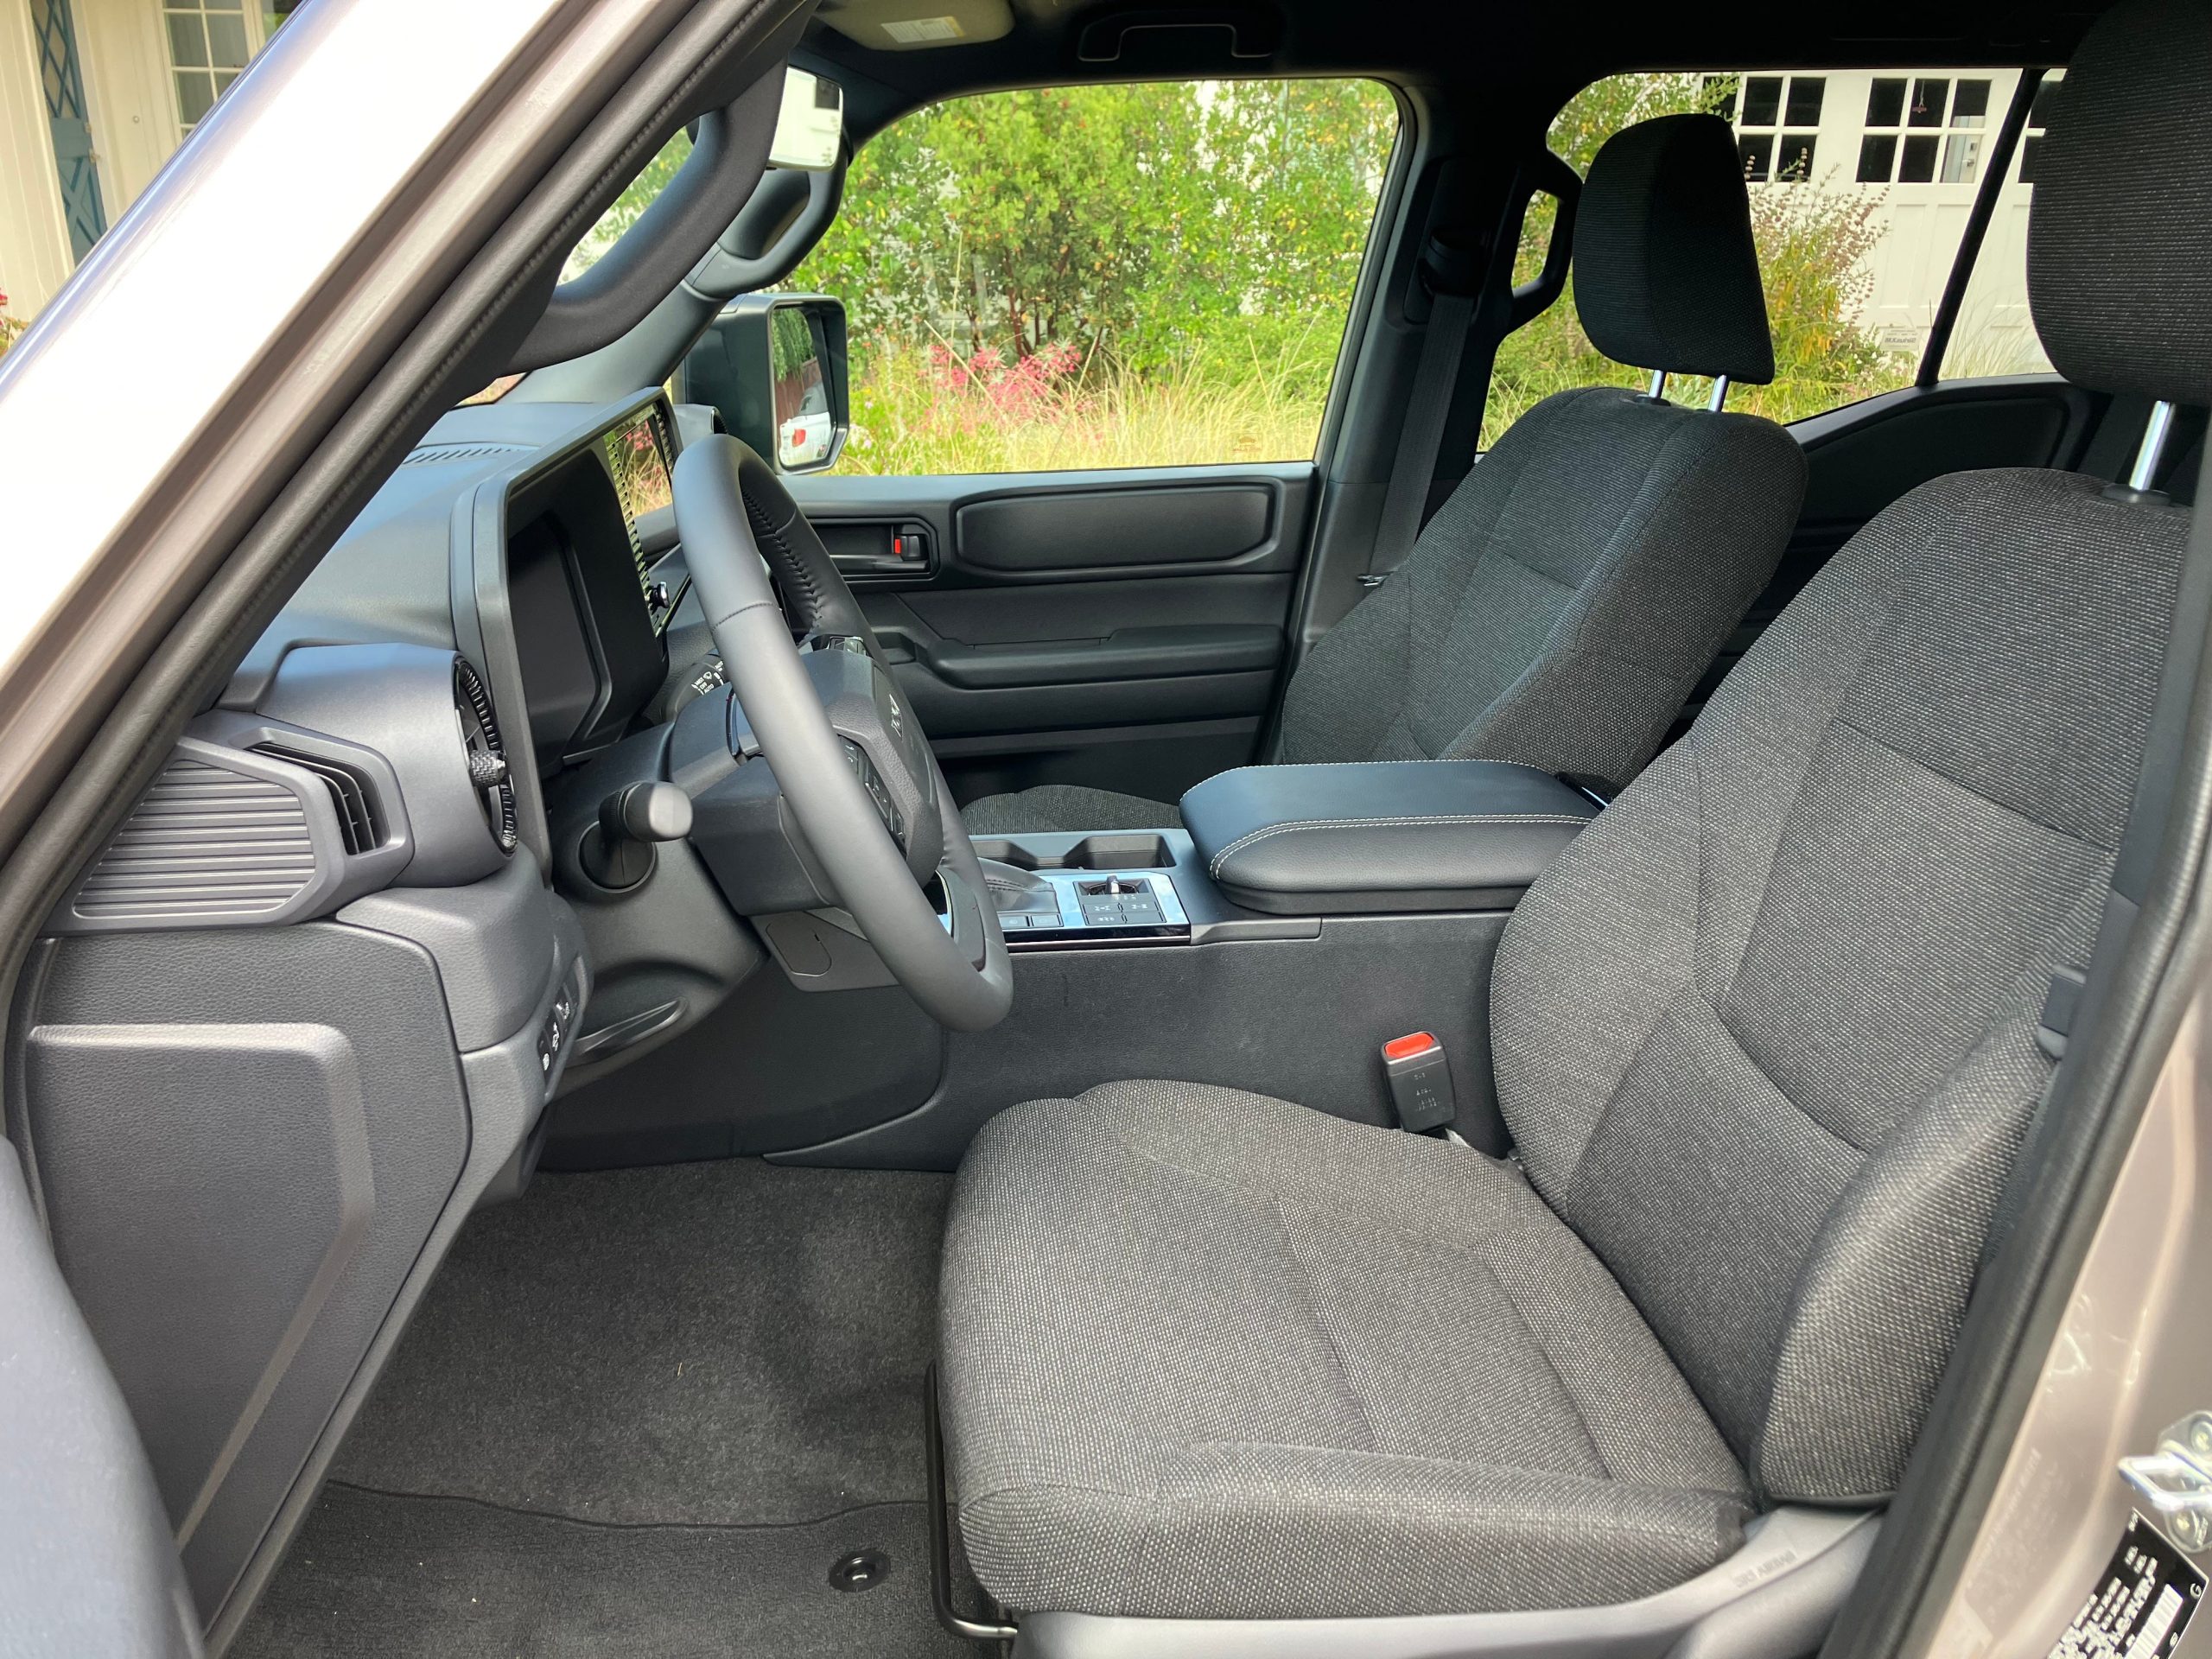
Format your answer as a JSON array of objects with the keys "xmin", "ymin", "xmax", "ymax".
[{"xmin": 1382, "ymin": 1032, "xmax": 1458, "ymax": 1133}]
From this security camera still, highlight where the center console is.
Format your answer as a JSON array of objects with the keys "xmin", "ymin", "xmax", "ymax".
[{"xmin": 976, "ymin": 759, "xmax": 1599, "ymax": 945}]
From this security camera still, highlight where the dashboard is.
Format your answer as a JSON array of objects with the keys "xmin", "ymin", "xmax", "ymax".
[
  {"xmin": 210, "ymin": 388, "xmax": 689, "ymax": 879},
  {"xmin": 501, "ymin": 400, "xmax": 674, "ymax": 767},
  {"xmin": 19, "ymin": 391, "xmax": 709, "ymax": 1621}
]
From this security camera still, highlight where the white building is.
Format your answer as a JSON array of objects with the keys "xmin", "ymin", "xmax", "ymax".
[
  {"xmin": 2, "ymin": 0, "xmax": 285, "ymax": 328},
  {"xmin": 1711, "ymin": 67, "xmax": 2059, "ymax": 374}
]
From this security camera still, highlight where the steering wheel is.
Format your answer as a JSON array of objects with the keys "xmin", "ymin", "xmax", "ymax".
[{"xmin": 671, "ymin": 435, "xmax": 1013, "ymax": 1032}]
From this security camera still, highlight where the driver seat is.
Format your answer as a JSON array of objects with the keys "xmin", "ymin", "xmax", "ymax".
[{"xmin": 938, "ymin": 0, "xmax": 2209, "ymax": 1626}]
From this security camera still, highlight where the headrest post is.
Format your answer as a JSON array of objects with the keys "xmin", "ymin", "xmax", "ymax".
[
  {"xmin": 1645, "ymin": 370, "xmax": 1669, "ymax": 404},
  {"xmin": 2130, "ymin": 401, "xmax": 2178, "ymax": 493},
  {"xmin": 1707, "ymin": 376, "xmax": 1732, "ymax": 413}
]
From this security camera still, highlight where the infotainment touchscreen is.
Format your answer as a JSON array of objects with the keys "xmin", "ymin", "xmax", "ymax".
[{"xmin": 601, "ymin": 405, "xmax": 674, "ymax": 596}]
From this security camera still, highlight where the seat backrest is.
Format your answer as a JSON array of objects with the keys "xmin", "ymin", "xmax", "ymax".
[
  {"xmin": 1491, "ymin": 0, "xmax": 2209, "ymax": 1504},
  {"xmin": 1278, "ymin": 114, "xmax": 1805, "ymax": 789}
]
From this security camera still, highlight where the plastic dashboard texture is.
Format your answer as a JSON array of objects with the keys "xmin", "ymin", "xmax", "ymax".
[
  {"xmin": 222, "ymin": 388, "xmax": 681, "ymax": 874},
  {"xmin": 451, "ymin": 389, "xmax": 677, "ymax": 868}
]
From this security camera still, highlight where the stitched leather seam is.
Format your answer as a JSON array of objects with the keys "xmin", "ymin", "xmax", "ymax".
[
  {"xmin": 1204, "ymin": 758, "xmax": 1561, "ymax": 785},
  {"xmin": 1207, "ymin": 814, "xmax": 1593, "ymax": 880}
]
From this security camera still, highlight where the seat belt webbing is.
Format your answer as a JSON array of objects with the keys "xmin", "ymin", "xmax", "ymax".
[{"xmin": 1364, "ymin": 286, "xmax": 1476, "ymax": 588}]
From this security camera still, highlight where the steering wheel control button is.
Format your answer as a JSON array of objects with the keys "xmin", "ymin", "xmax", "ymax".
[
  {"xmin": 1382, "ymin": 1033, "xmax": 1459, "ymax": 1134},
  {"xmin": 839, "ymin": 740, "xmax": 905, "ymax": 844}
]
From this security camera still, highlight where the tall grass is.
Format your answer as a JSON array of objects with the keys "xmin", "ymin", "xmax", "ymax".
[{"xmin": 836, "ymin": 330, "xmax": 1331, "ymax": 474}]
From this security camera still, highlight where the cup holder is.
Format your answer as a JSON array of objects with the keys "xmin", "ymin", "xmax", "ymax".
[{"xmin": 970, "ymin": 832, "xmax": 1172, "ymax": 872}]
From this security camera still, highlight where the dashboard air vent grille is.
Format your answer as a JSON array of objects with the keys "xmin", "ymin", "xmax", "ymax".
[
  {"xmin": 73, "ymin": 760, "xmax": 316, "ymax": 920},
  {"xmin": 454, "ymin": 657, "xmax": 518, "ymax": 855},
  {"xmin": 397, "ymin": 442, "xmax": 531, "ymax": 468},
  {"xmin": 251, "ymin": 744, "xmax": 381, "ymax": 855}
]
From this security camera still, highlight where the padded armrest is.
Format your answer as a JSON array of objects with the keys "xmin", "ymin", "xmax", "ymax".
[{"xmin": 1179, "ymin": 760, "xmax": 1600, "ymax": 915}]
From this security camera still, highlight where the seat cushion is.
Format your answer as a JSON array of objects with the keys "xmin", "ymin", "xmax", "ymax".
[
  {"xmin": 961, "ymin": 785, "xmax": 1180, "ymax": 835},
  {"xmin": 940, "ymin": 1081, "xmax": 1751, "ymax": 1620}
]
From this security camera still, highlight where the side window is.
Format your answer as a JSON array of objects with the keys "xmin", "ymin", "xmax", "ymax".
[
  {"xmin": 1940, "ymin": 73, "xmax": 2063, "ymax": 378},
  {"xmin": 3, "ymin": 0, "xmax": 296, "ymax": 350},
  {"xmin": 1489, "ymin": 67, "xmax": 2044, "ymax": 444},
  {"xmin": 782, "ymin": 80, "xmax": 1400, "ymax": 475}
]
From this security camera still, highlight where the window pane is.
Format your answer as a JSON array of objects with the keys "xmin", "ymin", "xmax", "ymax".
[
  {"xmin": 1740, "ymin": 75, "xmax": 1783, "ymax": 126},
  {"xmin": 1785, "ymin": 77, "xmax": 1826, "ymax": 125},
  {"xmin": 166, "ymin": 12, "xmax": 208, "ymax": 69},
  {"xmin": 1950, "ymin": 79, "xmax": 1991, "ymax": 127},
  {"xmin": 562, "ymin": 131, "xmax": 690, "ymax": 282},
  {"xmin": 780, "ymin": 79, "xmax": 1401, "ymax": 474},
  {"xmin": 175, "ymin": 68, "xmax": 215, "ymax": 126},
  {"xmin": 1487, "ymin": 67, "xmax": 2046, "ymax": 436},
  {"xmin": 1942, "ymin": 175, "xmax": 2050, "ymax": 377},
  {"xmin": 1910, "ymin": 78, "xmax": 1948, "ymax": 126},
  {"xmin": 206, "ymin": 10, "xmax": 249, "ymax": 67},
  {"xmin": 2029, "ymin": 79, "xmax": 2062, "ymax": 128},
  {"xmin": 2018, "ymin": 133, "xmax": 2045, "ymax": 182}
]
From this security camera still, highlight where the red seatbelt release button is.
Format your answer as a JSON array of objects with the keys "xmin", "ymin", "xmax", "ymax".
[{"xmin": 1381, "ymin": 1032, "xmax": 1457, "ymax": 1133}]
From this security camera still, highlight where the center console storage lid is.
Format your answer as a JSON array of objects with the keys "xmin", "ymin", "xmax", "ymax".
[{"xmin": 1180, "ymin": 760, "xmax": 1600, "ymax": 915}]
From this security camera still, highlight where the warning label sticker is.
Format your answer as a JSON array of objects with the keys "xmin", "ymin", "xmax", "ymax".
[{"xmin": 2050, "ymin": 1515, "xmax": 2206, "ymax": 1659}]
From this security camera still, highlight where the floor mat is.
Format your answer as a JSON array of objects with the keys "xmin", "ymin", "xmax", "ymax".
[
  {"xmin": 238, "ymin": 1485, "xmax": 967, "ymax": 1659},
  {"xmin": 235, "ymin": 1160, "xmax": 976, "ymax": 1657}
]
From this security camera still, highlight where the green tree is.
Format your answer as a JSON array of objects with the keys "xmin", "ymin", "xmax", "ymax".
[{"xmin": 791, "ymin": 78, "xmax": 1395, "ymax": 391}]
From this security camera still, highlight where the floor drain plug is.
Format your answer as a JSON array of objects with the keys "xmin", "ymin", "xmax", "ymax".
[{"xmin": 830, "ymin": 1548, "xmax": 890, "ymax": 1592}]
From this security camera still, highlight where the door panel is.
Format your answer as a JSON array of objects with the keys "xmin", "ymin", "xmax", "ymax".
[
  {"xmin": 789, "ymin": 462, "xmax": 1315, "ymax": 805},
  {"xmin": 956, "ymin": 481, "xmax": 1276, "ymax": 571}
]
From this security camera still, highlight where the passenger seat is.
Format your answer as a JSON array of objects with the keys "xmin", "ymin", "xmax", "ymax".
[{"xmin": 963, "ymin": 112, "xmax": 1808, "ymax": 834}]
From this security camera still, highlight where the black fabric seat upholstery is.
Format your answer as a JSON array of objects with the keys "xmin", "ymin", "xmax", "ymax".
[
  {"xmin": 939, "ymin": 0, "xmax": 2210, "ymax": 1624},
  {"xmin": 963, "ymin": 113, "xmax": 1807, "ymax": 836},
  {"xmin": 944, "ymin": 1082, "xmax": 1753, "ymax": 1619}
]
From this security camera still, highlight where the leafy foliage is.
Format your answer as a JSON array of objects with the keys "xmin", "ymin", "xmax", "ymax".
[
  {"xmin": 789, "ymin": 79, "xmax": 1399, "ymax": 420},
  {"xmin": 575, "ymin": 71, "xmax": 1907, "ymax": 471},
  {"xmin": 1486, "ymin": 73, "xmax": 1908, "ymax": 442}
]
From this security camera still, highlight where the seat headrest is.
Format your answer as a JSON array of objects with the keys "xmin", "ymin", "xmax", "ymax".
[
  {"xmin": 1572, "ymin": 113, "xmax": 1776, "ymax": 385},
  {"xmin": 2028, "ymin": 0, "xmax": 2212, "ymax": 409}
]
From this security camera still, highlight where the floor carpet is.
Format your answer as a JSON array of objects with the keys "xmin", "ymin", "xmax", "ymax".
[{"xmin": 234, "ymin": 1159, "xmax": 982, "ymax": 1658}]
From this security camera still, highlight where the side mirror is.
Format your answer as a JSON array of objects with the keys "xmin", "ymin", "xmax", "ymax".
[{"xmin": 680, "ymin": 295, "xmax": 849, "ymax": 474}]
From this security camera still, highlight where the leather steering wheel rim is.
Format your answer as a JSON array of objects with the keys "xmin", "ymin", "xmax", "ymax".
[
  {"xmin": 721, "ymin": 438, "xmax": 880, "ymax": 646},
  {"xmin": 671, "ymin": 435, "xmax": 1013, "ymax": 1032}
]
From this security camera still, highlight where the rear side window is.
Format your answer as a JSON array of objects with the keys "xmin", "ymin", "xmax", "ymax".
[
  {"xmin": 1939, "ymin": 72, "xmax": 2063, "ymax": 378},
  {"xmin": 1488, "ymin": 67, "xmax": 2043, "ymax": 443},
  {"xmin": 783, "ymin": 79, "xmax": 1400, "ymax": 474}
]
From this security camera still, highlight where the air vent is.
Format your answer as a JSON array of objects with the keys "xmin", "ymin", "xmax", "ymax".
[
  {"xmin": 73, "ymin": 760, "xmax": 316, "ymax": 921},
  {"xmin": 397, "ymin": 441, "xmax": 531, "ymax": 467},
  {"xmin": 251, "ymin": 744, "xmax": 380, "ymax": 855},
  {"xmin": 454, "ymin": 657, "xmax": 518, "ymax": 855}
]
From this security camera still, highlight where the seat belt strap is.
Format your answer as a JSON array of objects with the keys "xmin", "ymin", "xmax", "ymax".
[{"xmin": 1364, "ymin": 284, "xmax": 1476, "ymax": 588}]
